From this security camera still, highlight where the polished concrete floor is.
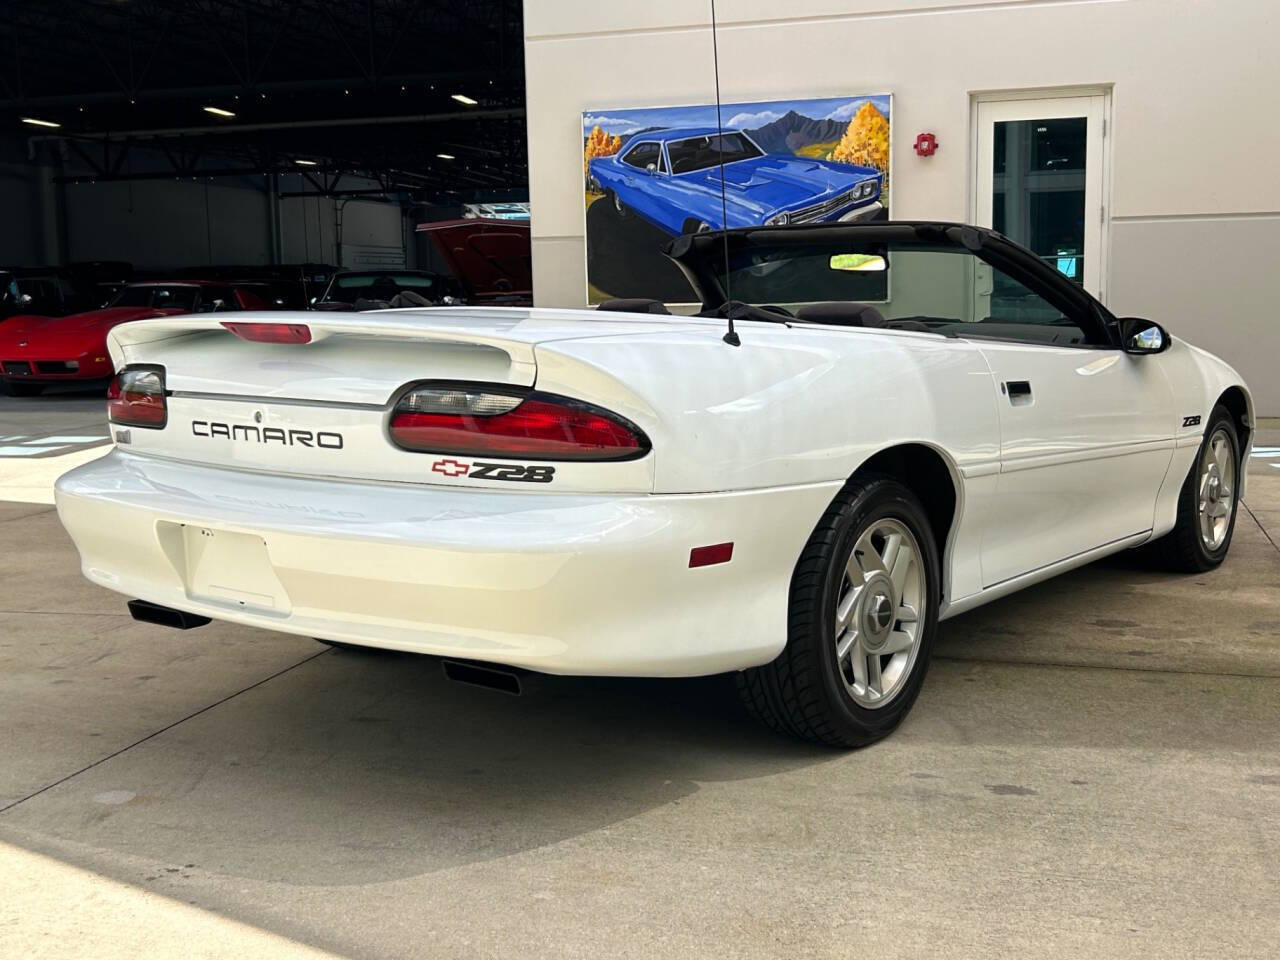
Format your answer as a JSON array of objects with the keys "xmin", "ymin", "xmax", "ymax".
[{"xmin": 1, "ymin": 391, "xmax": 1277, "ymax": 959}]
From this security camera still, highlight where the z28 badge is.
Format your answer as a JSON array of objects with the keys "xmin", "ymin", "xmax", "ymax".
[{"xmin": 431, "ymin": 458, "xmax": 556, "ymax": 483}]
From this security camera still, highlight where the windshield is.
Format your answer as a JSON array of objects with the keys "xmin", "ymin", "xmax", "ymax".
[
  {"xmin": 322, "ymin": 273, "xmax": 460, "ymax": 304},
  {"xmin": 667, "ymin": 133, "xmax": 763, "ymax": 174},
  {"xmin": 109, "ymin": 285, "xmax": 200, "ymax": 310},
  {"xmin": 705, "ymin": 239, "xmax": 1088, "ymax": 344}
]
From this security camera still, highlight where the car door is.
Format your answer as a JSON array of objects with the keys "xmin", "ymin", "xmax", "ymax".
[{"xmin": 963, "ymin": 258, "xmax": 1176, "ymax": 586}]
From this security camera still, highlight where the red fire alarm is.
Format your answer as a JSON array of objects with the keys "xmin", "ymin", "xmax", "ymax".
[{"xmin": 914, "ymin": 132, "xmax": 939, "ymax": 157}]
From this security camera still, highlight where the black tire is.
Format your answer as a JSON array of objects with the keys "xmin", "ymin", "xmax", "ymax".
[
  {"xmin": 737, "ymin": 475, "xmax": 941, "ymax": 748},
  {"xmin": 4, "ymin": 381, "xmax": 45, "ymax": 397},
  {"xmin": 1149, "ymin": 403, "xmax": 1240, "ymax": 572},
  {"xmin": 609, "ymin": 190, "xmax": 631, "ymax": 219}
]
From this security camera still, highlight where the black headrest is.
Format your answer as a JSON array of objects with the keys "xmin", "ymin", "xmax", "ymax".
[
  {"xmin": 795, "ymin": 301, "xmax": 887, "ymax": 327},
  {"xmin": 597, "ymin": 297, "xmax": 670, "ymax": 315}
]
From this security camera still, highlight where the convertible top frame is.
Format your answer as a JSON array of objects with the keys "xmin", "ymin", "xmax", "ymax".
[{"xmin": 664, "ymin": 221, "xmax": 1120, "ymax": 348}]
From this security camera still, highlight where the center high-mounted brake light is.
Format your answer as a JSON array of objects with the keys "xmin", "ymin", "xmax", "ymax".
[
  {"xmin": 389, "ymin": 384, "xmax": 650, "ymax": 461},
  {"xmin": 221, "ymin": 322, "xmax": 312, "ymax": 344},
  {"xmin": 107, "ymin": 366, "xmax": 167, "ymax": 428}
]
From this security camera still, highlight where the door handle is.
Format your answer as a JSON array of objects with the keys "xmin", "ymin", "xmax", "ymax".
[{"xmin": 1004, "ymin": 380, "xmax": 1033, "ymax": 406}]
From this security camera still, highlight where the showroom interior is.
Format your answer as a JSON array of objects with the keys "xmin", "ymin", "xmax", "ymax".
[{"xmin": 1, "ymin": 1, "xmax": 1278, "ymax": 958}]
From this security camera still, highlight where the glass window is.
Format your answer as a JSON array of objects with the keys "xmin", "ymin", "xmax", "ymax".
[
  {"xmin": 992, "ymin": 117, "xmax": 1087, "ymax": 285},
  {"xmin": 715, "ymin": 241, "xmax": 1092, "ymax": 346},
  {"xmin": 667, "ymin": 133, "xmax": 763, "ymax": 174},
  {"xmin": 323, "ymin": 272, "xmax": 463, "ymax": 304},
  {"xmin": 194, "ymin": 287, "xmax": 239, "ymax": 312},
  {"xmin": 622, "ymin": 142, "xmax": 661, "ymax": 170},
  {"xmin": 110, "ymin": 285, "xmax": 200, "ymax": 311}
]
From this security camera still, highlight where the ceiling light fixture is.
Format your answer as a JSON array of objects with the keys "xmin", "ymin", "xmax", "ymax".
[
  {"xmin": 203, "ymin": 106, "xmax": 236, "ymax": 118},
  {"xmin": 21, "ymin": 117, "xmax": 61, "ymax": 128},
  {"xmin": 436, "ymin": 153, "xmax": 456, "ymax": 160},
  {"xmin": 295, "ymin": 159, "xmax": 318, "ymax": 166},
  {"xmin": 451, "ymin": 94, "xmax": 478, "ymax": 106}
]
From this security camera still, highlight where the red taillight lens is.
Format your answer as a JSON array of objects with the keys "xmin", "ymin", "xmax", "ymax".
[
  {"xmin": 107, "ymin": 366, "xmax": 166, "ymax": 428},
  {"xmin": 389, "ymin": 385, "xmax": 649, "ymax": 461},
  {"xmin": 221, "ymin": 322, "xmax": 312, "ymax": 344}
]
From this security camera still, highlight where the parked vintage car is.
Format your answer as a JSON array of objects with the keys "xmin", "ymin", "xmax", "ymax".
[
  {"xmin": 55, "ymin": 222, "xmax": 1251, "ymax": 747},
  {"xmin": 416, "ymin": 218, "xmax": 533, "ymax": 306},
  {"xmin": 588, "ymin": 127, "xmax": 883, "ymax": 235},
  {"xmin": 0, "ymin": 280, "xmax": 267, "ymax": 396}
]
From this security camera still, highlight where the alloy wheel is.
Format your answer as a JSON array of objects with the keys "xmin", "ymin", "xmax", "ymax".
[
  {"xmin": 833, "ymin": 518, "xmax": 926, "ymax": 708},
  {"xmin": 1198, "ymin": 426, "xmax": 1236, "ymax": 551}
]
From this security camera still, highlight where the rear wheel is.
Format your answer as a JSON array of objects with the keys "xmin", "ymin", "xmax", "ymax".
[
  {"xmin": 4, "ymin": 381, "xmax": 45, "ymax": 397},
  {"xmin": 738, "ymin": 475, "xmax": 940, "ymax": 748},
  {"xmin": 1151, "ymin": 403, "xmax": 1240, "ymax": 572}
]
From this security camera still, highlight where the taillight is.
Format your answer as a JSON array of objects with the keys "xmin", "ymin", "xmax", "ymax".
[
  {"xmin": 221, "ymin": 322, "xmax": 312, "ymax": 344},
  {"xmin": 389, "ymin": 384, "xmax": 649, "ymax": 461},
  {"xmin": 107, "ymin": 366, "xmax": 166, "ymax": 428}
]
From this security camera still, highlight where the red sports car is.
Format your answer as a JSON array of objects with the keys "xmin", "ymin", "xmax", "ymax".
[{"xmin": 0, "ymin": 281, "xmax": 268, "ymax": 396}]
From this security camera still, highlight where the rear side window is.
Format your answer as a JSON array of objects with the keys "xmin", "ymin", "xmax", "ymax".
[{"xmin": 622, "ymin": 142, "xmax": 661, "ymax": 170}]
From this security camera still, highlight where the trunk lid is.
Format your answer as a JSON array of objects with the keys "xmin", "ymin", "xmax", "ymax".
[{"xmin": 106, "ymin": 307, "xmax": 707, "ymax": 492}]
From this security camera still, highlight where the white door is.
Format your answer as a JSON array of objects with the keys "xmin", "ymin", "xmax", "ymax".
[
  {"xmin": 975, "ymin": 95, "xmax": 1106, "ymax": 300},
  {"xmin": 976, "ymin": 340, "xmax": 1176, "ymax": 587}
]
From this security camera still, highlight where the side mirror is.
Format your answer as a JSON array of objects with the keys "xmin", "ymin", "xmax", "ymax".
[
  {"xmin": 1118, "ymin": 317, "xmax": 1170, "ymax": 355},
  {"xmin": 645, "ymin": 162, "xmax": 657, "ymax": 176}
]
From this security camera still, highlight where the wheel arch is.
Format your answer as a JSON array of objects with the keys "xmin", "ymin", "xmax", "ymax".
[
  {"xmin": 1216, "ymin": 385, "xmax": 1252, "ymax": 457},
  {"xmin": 849, "ymin": 442, "xmax": 962, "ymax": 604}
]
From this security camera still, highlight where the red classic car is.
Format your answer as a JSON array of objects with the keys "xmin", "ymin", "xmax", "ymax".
[{"xmin": 0, "ymin": 281, "xmax": 268, "ymax": 396}]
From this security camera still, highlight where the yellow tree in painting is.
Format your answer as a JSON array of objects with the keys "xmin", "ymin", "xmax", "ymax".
[
  {"xmin": 830, "ymin": 102, "xmax": 890, "ymax": 180},
  {"xmin": 584, "ymin": 125, "xmax": 622, "ymax": 181}
]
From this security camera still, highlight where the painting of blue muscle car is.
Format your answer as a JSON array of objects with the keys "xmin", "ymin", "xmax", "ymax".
[
  {"xmin": 588, "ymin": 127, "xmax": 882, "ymax": 235},
  {"xmin": 583, "ymin": 94, "xmax": 892, "ymax": 303}
]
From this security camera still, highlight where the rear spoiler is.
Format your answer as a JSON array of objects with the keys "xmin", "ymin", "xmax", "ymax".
[{"xmin": 106, "ymin": 309, "xmax": 539, "ymax": 381}]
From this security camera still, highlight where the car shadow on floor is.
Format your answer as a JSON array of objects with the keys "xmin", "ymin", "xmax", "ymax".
[{"xmin": 0, "ymin": 648, "xmax": 838, "ymax": 889}]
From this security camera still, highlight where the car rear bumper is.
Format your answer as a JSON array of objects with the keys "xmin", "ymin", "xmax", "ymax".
[{"xmin": 55, "ymin": 450, "xmax": 838, "ymax": 676}]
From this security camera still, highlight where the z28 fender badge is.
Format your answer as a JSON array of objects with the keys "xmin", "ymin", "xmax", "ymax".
[
  {"xmin": 431, "ymin": 458, "xmax": 556, "ymax": 483},
  {"xmin": 1182, "ymin": 415, "xmax": 1202, "ymax": 428}
]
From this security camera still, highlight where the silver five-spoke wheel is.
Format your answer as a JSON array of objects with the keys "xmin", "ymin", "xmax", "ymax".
[
  {"xmin": 834, "ymin": 518, "xmax": 925, "ymax": 708},
  {"xmin": 1198, "ymin": 426, "xmax": 1235, "ymax": 551}
]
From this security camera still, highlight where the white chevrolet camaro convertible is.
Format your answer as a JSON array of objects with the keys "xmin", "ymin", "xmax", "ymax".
[{"xmin": 56, "ymin": 223, "xmax": 1252, "ymax": 747}]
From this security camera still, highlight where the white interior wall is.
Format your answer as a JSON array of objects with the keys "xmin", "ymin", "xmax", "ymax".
[{"xmin": 524, "ymin": 0, "xmax": 1280, "ymax": 413}]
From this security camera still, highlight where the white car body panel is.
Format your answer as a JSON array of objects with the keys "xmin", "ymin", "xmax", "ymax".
[{"xmin": 56, "ymin": 305, "xmax": 1251, "ymax": 676}]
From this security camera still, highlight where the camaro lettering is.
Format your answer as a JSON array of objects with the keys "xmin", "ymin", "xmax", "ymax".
[
  {"xmin": 430, "ymin": 458, "xmax": 555, "ymax": 483},
  {"xmin": 192, "ymin": 421, "xmax": 344, "ymax": 449}
]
